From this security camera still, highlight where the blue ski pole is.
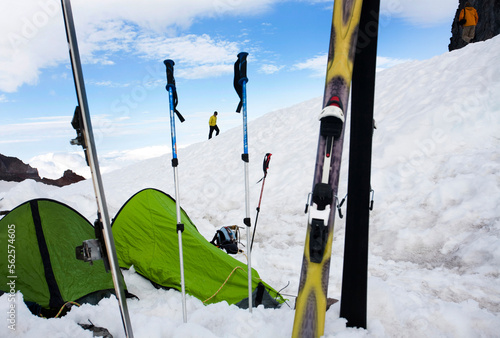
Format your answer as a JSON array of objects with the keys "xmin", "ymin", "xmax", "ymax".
[
  {"xmin": 234, "ymin": 52, "xmax": 252, "ymax": 312},
  {"xmin": 164, "ymin": 59, "xmax": 187, "ymax": 323}
]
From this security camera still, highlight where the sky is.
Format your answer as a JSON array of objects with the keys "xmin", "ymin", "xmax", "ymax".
[{"xmin": 0, "ymin": 0, "xmax": 459, "ymax": 177}]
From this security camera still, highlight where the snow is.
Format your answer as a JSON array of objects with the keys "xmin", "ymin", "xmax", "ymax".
[{"xmin": 1, "ymin": 35, "xmax": 500, "ymax": 337}]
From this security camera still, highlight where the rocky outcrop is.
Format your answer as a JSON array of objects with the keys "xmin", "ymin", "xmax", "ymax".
[
  {"xmin": 40, "ymin": 170, "xmax": 85, "ymax": 187},
  {"xmin": 449, "ymin": 0, "xmax": 500, "ymax": 51},
  {"xmin": 0, "ymin": 154, "xmax": 40, "ymax": 182},
  {"xmin": 0, "ymin": 154, "xmax": 84, "ymax": 187}
]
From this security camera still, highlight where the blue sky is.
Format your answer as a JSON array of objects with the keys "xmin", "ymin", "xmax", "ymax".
[{"xmin": 0, "ymin": 0, "xmax": 458, "ymax": 176}]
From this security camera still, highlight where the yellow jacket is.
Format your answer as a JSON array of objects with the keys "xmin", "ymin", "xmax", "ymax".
[
  {"xmin": 209, "ymin": 115, "xmax": 217, "ymax": 126},
  {"xmin": 460, "ymin": 7, "xmax": 478, "ymax": 27}
]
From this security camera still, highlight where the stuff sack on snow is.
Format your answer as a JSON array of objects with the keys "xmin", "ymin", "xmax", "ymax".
[
  {"xmin": 112, "ymin": 188, "xmax": 284, "ymax": 307},
  {"xmin": 0, "ymin": 199, "xmax": 123, "ymax": 317}
]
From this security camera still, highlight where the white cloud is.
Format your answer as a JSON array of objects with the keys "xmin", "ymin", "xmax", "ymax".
[
  {"xmin": 102, "ymin": 145, "xmax": 169, "ymax": 164},
  {"xmin": 0, "ymin": 0, "xmax": 278, "ymax": 93},
  {"xmin": 0, "ymin": 0, "xmax": 67, "ymax": 92},
  {"xmin": 29, "ymin": 152, "xmax": 89, "ymax": 179},
  {"xmin": 136, "ymin": 34, "xmax": 240, "ymax": 66},
  {"xmin": 0, "ymin": 116, "xmax": 72, "ymax": 144},
  {"xmin": 134, "ymin": 33, "xmax": 247, "ymax": 79},
  {"xmin": 292, "ymin": 53, "xmax": 327, "ymax": 77},
  {"xmin": 380, "ymin": 0, "xmax": 457, "ymax": 27},
  {"xmin": 259, "ymin": 64, "xmax": 283, "ymax": 75},
  {"xmin": 27, "ymin": 145, "xmax": 173, "ymax": 179},
  {"xmin": 87, "ymin": 80, "xmax": 132, "ymax": 88}
]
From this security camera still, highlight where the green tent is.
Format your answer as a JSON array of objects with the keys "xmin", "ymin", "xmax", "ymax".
[
  {"xmin": 112, "ymin": 188, "xmax": 284, "ymax": 307},
  {"xmin": 0, "ymin": 199, "xmax": 119, "ymax": 316}
]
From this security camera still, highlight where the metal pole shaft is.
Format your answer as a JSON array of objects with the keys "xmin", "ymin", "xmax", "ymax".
[
  {"xmin": 241, "ymin": 80, "xmax": 253, "ymax": 312},
  {"xmin": 174, "ymin": 167, "xmax": 187, "ymax": 323},
  {"xmin": 168, "ymin": 86, "xmax": 187, "ymax": 323},
  {"xmin": 61, "ymin": 1, "xmax": 133, "ymax": 336}
]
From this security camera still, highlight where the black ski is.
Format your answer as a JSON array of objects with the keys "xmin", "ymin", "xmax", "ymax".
[{"xmin": 340, "ymin": 0, "xmax": 380, "ymax": 329}]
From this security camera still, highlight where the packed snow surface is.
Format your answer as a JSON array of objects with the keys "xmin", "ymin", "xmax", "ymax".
[{"xmin": 1, "ymin": 36, "xmax": 500, "ymax": 337}]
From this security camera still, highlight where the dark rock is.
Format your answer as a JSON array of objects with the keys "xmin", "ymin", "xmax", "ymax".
[
  {"xmin": 449, "ymin": 0, "xmax": 500, "ymax": 51},
  {"xmin": 40, "ymin": 169, "xmax": 85, "ymax": 187},
  {"xmin": 0, "ymin": 153, "xmax": 85, "ymax": 187},
  {"xmin": 0, "ymin": 154, "xmax": 39, "ymax": 182}
]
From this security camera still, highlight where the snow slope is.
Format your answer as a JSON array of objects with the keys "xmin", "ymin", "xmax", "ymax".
[{"xmin": 1, "ymin": 35, "xmax": 500, "ymax": 337}]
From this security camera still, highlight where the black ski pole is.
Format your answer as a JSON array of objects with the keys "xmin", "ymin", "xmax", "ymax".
[
  {"xmin": 234, "ymin": 51, "xmax": 253, "ymax": 312},
  {"xmin": 61, "ymin": 0, "xmax": 134, "ymax": 337},
  {"xmin": 164, "ymin": 59, "xmax": 187, "ymax": 323},
  {"xmin": 250, "ymin": 153, "xmax": 272, "ymax": 252}
]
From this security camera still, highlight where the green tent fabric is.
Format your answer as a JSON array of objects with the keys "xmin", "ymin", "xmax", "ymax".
[
  {"xmin": 0, "ymin": 199, "xmax": 118, "ymax": 314},
  {"xmin": 112, "ymin": 188, "xmax": 284, "ymax": 307}
]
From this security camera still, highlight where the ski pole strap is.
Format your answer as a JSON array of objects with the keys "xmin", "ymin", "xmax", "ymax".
[
  {"xmin": 233, "ymin": 52, "xmax": 249, "ymax": 113},
  {"xmin": 164, "ymin": 59, "xmax": 185, "ymax": 123}
]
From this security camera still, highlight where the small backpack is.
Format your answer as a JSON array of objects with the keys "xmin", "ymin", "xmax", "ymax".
[{"xmin": 210, "ymin": 226, "xmax": 240, "ymax": 254}]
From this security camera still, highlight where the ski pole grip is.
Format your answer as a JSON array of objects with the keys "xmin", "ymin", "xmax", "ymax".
[
  {"xmin": 237, "ymin": 52, "xmax": 249, "ymax": 84},
  {"xmin": 263, "ymin": 153, "xmax": 272, "ymax": 173},
  {"xmin": 164, "ymin": 59, "xmax": 185, "ymax": 123},
  {"xmin": 164, "ymin": 59, "xmax": 176, "ymax": 89}
]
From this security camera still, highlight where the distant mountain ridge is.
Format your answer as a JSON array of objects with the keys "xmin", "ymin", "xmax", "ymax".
[{"xmin": 0, "ymin": 153, "xmax": 84, "ymax": 187}]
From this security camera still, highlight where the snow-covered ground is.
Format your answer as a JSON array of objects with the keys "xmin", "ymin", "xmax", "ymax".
[{"xmin": 1, "ymin": 35, "xmax": 500, "ymax": 337}]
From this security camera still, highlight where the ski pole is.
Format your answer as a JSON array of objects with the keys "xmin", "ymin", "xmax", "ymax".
[
  {"xmin": 250, "ymin": 153, "xmax": 272, "ymax": 252},
  {"xmin": 61, "ymin": 1, "xmax": 134, "ymax": 337},
  {"xmin": 234, "ymin": 52, "xmax": 252, "ymax": 312},
  {"xmin": 164, "ymin": 59, "xmax": 187, "ymax": 323}
]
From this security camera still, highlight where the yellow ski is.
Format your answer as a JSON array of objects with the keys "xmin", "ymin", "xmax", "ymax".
[{"xmin": 292, "ymin": 1, "xmax": 364, "ymax": 337}]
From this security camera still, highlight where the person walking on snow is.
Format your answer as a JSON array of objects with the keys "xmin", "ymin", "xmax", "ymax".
[
  {"xmin": 459, "ymin": 2, "xmax": 478, "ymax": 43},
  {"xmin": 208, "ymin": 111, "xmax": 220, "ymax": 139}
]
